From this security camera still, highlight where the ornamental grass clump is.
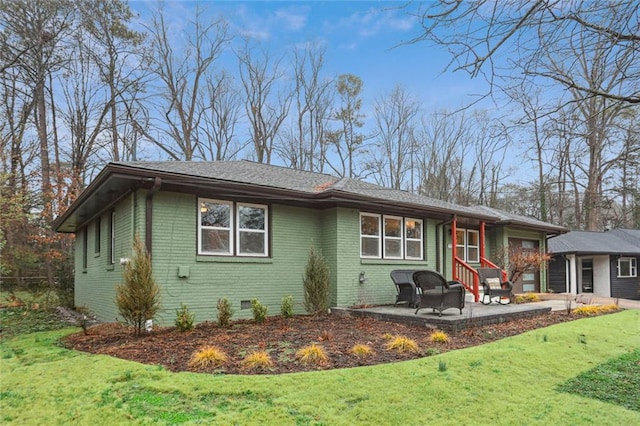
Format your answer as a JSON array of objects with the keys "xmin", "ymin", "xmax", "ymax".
[
  {"xmin": 350, "ymin": 344, "xmax": 375, "ymax": 358},
  {"xmin": 573, "ymin": 304, "xmax": 621, "ymax": 317},
  {"xmin": 296, "ymin": 344, "xmax": 329, "ymax": 366},
  {"xmin": 188, "ymin": 346, "xmax": 228, "ymax": 370},
  {"xmin": 429, "ymin": 331, "xmax": 450, "ymax": 343},
  {"xmin": 115, "ymin": 235, "xmax": 161, "ymax": 336},
  {"xmin": 385, "ymin": 336, "xmax": 420, "ymax": 354},
  {"xmin": 241, "ymin": 351, "xmax": 274, "ymax": 370}
]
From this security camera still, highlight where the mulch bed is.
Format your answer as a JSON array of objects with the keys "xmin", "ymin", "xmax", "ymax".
[{"xmin": 61, "ymin": 310, "xmax": 584, "ymax": 375}]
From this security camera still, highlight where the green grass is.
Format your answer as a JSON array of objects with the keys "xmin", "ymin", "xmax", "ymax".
[
  {"xmin": 557, "ymin": 348, "xmax": 640, "ymax": 412},
  {"xmin": 0, "ymin": 311, "xmax": 639, "ymax": 425}
]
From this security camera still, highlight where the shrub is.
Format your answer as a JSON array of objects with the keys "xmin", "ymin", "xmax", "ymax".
[
  {"xmin": 515, "ymin": 293, "xmax": 540, "ymax": 304},
  {"xmin": 241, "ymin": 351, "xmax": 274, "ymax": 370},
  {"xmin": 425, "ymin": 348, "xmax": 441, "ymax": 356},
  {"xmin": 385, "ymin": 336, "xmax": 420, "ymax": 354},
  {"xmin": 115, "ymin": 235, "xmax": 161, "ymax": 336},
  {"xmin": 251, "ymin": 299, "xmax": 268, "ymax": 323},
  {"xmin": 175, "ymin": 303, "xmax": 195, "ymax": 332},
  {"xmin": 303, "ymin": 247, "xmax": 330, "ymax": 315},
  {"xmin": 188, "ymin": 346, "xmax": 228, "ymax": 370},
  {"xmin": 296, "ymin": 344, "xmax": 329, "ymax": 366},
  {"xmin": 216, "ymin": 298, "xmax": 233, "ymax": 328},
  {"xmin": 350, "ymin": 344, "xmax": 374, "ymax": 358},
  {"xmin": 281, "ymin": 295, "xmax": 294, "ymax": 318},
  {"xmin": 429, "ymin": 331, "xmax": 450, "ymax": 343}
]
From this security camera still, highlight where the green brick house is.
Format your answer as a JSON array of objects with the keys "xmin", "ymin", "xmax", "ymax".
[{"xmin": 54, "ymin": 161, "xmax": 566, "ymax": 324}]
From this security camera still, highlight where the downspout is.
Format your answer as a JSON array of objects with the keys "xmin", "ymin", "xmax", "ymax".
[{"xmin": 145, "ymin": 177, "xmax": 162, "ymax": 255}]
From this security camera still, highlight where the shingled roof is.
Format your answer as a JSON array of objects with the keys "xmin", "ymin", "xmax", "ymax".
[
  {"xmin": 54, "ymin": 160, "xmax": 562, "ymax": 233},
  {"xmin": 548, "ymin": 229, "xmax": 640, "ymax": 256},
  {"xmin": 473, "ymin": 205, "xmax": 568, "ymax": 234}
]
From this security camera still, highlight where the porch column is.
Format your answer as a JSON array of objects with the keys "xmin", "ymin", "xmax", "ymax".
[{"xmin": 567, "ymin": 254, "xmax": 577, "ymax": 294}]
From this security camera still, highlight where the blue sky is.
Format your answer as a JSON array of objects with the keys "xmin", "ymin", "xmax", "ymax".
[{"xmin": 133, "ymin": 1, "xmax": 491, "ymax": 110}]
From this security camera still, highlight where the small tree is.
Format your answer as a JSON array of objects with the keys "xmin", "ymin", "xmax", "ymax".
[
  {"xmin": 494, "ymin": 245, "xmax": 552, "ymax": 284},
  {"xmin": 303, "ymin": 247, "xmax": 330, "ymax": 315},
  {"xmin": 115, "ymin": 236, "xmax": 161, "ymax": 335}
]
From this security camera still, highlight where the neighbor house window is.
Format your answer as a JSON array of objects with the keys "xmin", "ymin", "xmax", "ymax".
[
  {"xmin": 455, "ymin": 228, "xmax": 479, "ymax": 262},
  {"xmin": 198, "ymin": 198, "xmax": 268, "ymax": 257},
  {"xmin": 109, "ymin": 211, "xmax": 116, "ymax": 265},
  {"xmin": 617, "ymin": 257, "xmax": 637, "ymax": 278},
  {"xmin": 360, "ymin": 213, "xmax": 423, "ymax": 260},
  {"xmin": 94, "ymin": 218, "xmax": 101, "ymax": 254}
]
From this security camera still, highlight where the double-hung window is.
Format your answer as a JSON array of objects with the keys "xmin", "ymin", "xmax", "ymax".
[
  {"xmin": 617, "ymin": 257, "xmax": 637, "ymax": 278},
  {"xmin": 199, "ymin": 198, "xmax": 268, "ymax": 257},
  {"xmin": 109, "ymin": 211, "xmax": 116, "ymax": 265},
  {"xmin": 360, "ymin": 213, "xmax": 423, "ymax": 260},
  {"xmin": 455, "ymin": 228, "xmax": 479, "ymax": 262}
]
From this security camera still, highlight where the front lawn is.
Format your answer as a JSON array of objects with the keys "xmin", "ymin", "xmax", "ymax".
[{"xmin": 1, "ymin": 310, "xmax": 639, "ymax": 425}]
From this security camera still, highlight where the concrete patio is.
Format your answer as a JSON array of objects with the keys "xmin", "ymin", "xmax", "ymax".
[{"xmin": 331, "ymin": 293, "xmax": 636, "ymax": 332}]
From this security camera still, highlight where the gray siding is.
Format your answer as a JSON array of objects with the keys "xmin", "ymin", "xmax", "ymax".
[
  {"xmin": 609, "ymin": 255, "xmax": 640, "ymax": 300},
  {"xmin": 548, "ymin": 256, "xmax": 567, "ymax": 293}
]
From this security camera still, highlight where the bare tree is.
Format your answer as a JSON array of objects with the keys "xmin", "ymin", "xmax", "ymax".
[
  {"xmin": 403, "ymin": 0, "xmax": 640, "ymax": 104},
  {"xmin": 77, "ymin": 0, "xmax": 147, "ymax": 162},
  {"xmin": 278, "ymin": 42, "xmax": 334, "ymax": 172},
  {"xmin": 368, "ymin": 85, "xmax": 420, "ymax": 190},
  {"xmin": 198, "ymin": 71, "xmax": 244, "ymax": 161},
  {"xmin": 237, "ymin": 39, "xmax": 293, "ymax": 164},
  {"xmin": 140, "ymin": 4, "xmax": 231, "ymax": 160}
]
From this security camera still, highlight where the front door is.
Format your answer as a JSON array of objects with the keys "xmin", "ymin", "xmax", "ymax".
[
  {"xmin": 508, "ymin": 238, "xmax": 540, "ymax": 293},
  {"xmin": 581, "ymin": 259, "xmax": 593, "ymax": 293}
]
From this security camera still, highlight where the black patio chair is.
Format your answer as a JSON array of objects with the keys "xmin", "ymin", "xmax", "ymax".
[
  {"xmin": 390, "ymin": 270, "xmax": 420, "ymax": 307},
  {"xmin": 478, "ymin": 268, "xmax": 513, "ymax": 305},
  {"xmin": 412, "ymin": 270, "xmax": 465, "ymax": 316}
]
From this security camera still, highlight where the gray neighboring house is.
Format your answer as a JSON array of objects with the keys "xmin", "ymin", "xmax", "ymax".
[{"xmin": 547, "ymin": 229, "xmax": 640, "ymax": 300}]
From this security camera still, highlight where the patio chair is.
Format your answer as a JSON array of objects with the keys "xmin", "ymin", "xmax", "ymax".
[
  {"xmin": 390, "ymin": 270, "xmax": 420, "ymax": 307},
  {"xmin": 478, "ymin": 268, "xmax": 513, "ymax": 305},
  {"xmin": 412, "ymin": 270, "xmax": 465, "ymax": 316}
]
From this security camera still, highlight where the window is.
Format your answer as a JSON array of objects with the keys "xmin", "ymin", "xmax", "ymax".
[
  {"xmin": 455, "ymin": 228, "xmax": 480, "ymax": 262},
  {"xmin": 467, "ymin": 230, "xmax": 479, "ymax": 262},
  {"xmin": 360, "ymin": 213, "xmax": 381, "ymax": 258},
  {"xmin": 94, "ymin": 218, "xmax": 101, "ymax": 254},
  {"xmin": 198, "ymin": 198, "xmax": 268, "ymax": 257},
  {"xmin": 109, "ymin": 211, "xmax": 116, "ymax": 265},
  {"xmin": 384, "ymin": 216, "xmax": 403, "ymax": 259},
  {"xmin": 405, "ymin": 219, "xmax": 423, "ymax": 260},
  {"xmin": 617, "ymin": 257, "xmax": 637, "ymax": 278},
  {"xmin": 360, "ymin": 213, "xmax": 423, "ymax": 260}
]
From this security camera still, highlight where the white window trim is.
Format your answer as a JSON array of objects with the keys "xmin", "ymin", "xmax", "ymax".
[
  {"xmin": 360, "ymin": 213, "xmax": 424, "ymax": 260},
  {"xmin": 383, "ymin": 215, "xmax": 404, "ymax": 259},
  {"xmin": 466, "ymin": 229, "xmax": 480, "ymax": 263},
  {"xmin": 236, "ymin": 202, "xmax": 268, "ymax": 257},
  {"xmin": 360, "ymin": 213, "xmax": 382, "ymax": 259},
  {"xmin": 617, "ymin": 257, "xmax": 637, "ymax": 278},
  {"xmin": 404, "ymin": 218, "xmax": 423, "ymax": 260},
  {"xmin": 198, "ymin": 199, "xmax": 233, "ymax": 256}
]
